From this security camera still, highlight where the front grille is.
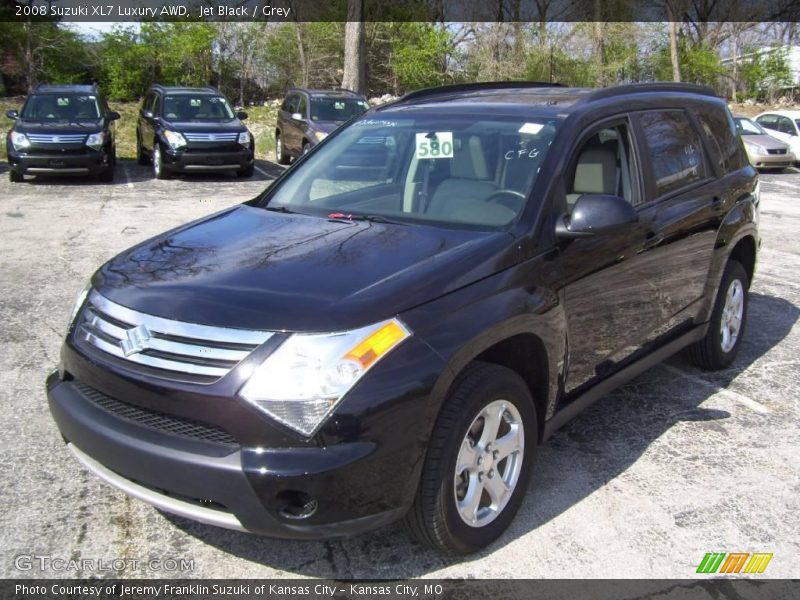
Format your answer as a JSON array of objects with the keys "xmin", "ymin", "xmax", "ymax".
[
  {"xmin": 27, "ymin": 133, "xmax": 86, "ymax": 144},
  {"xmin": 75, "ymin": 381, "xmax": 238, "ymax": 447},
  {"xmin": 184, "ymin": 132, "xmax": 239, "ymax": 142},
  {"xmin": 75, "ymin": 290, "xmax": 272, "ymax": 384},
  {"xmin": 767, "ymin": 148, "xmax": 787, "ymax": 155}
]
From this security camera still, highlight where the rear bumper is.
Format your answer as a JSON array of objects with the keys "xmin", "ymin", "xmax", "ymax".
[
  {"xmin": 8, "ymin": 149, "xmax": 110, "ymax": 176},
  {"xmin": 163, "ymin": 147, "xmax": 253, "ymax": 173},
  {"xmin": 46, "ymin": 372, "xmax": 406, "ymax": 539}
]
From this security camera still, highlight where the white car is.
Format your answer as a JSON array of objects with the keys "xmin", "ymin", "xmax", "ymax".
[{"xmin": 754, "ymin": 110, "xmax": 800, "ymax": 164}]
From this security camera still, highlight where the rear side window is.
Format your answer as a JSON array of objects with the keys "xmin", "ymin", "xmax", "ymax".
[
  {"xmin": 298, "ymin": 96, "xmax": 307, "ymax": 117},
  {"xmin": 639, "ymin": 110, "xmax": 707, "ymax": 198},
  {"xmin": 756, "ymin": 114, "xmax": 777, "ymax": 129},
  {"xmin": 696, "ymin": 106, "xmax": 746, "ymax": 173}
]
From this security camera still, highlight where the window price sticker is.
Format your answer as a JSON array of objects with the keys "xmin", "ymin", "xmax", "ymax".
[{"xmin": 416, "ymin": 132, "xmax": 454, "ymax": 159}]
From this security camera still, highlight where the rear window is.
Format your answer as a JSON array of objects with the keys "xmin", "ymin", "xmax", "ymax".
[
  {"xmin": 639, "ymin": 110, "xmax": 708, "ymax": 198},
  {"xmin": 697, "ymin": 107, "xmax": 747, "ymax": 172}
]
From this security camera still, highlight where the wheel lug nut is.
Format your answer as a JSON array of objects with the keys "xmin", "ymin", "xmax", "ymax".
[
  {"xmin": 488, "ymin": 469, "xmax": 494, "ymax": 478},
  {"xmin": 478, "ymin": 472, "xmax": 484, "ymax": 481},
  {"xmin": 477, "ymin": 457, "xmax": 483, "ymax": 465},
  {"xmin": 493, "ymin": 450, "xmax": 499, "ymax": 459}
]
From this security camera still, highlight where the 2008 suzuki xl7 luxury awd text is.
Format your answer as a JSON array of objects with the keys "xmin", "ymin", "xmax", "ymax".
[{"xmin": 47, "ymin": 82, "xmax": 759, "ymax": 555}]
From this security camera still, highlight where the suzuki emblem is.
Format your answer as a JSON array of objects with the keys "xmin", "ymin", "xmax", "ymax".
[
  {"xmin": 120, "ymin": 324, "xmax": 152, "ymax": 356},
  {"xmin": 208, "ymin": 134, "xmax": 216, "ymax": 141},
  {"xmin": 53, "ymin": 136, "xmax": 60, "ymax": 142}
]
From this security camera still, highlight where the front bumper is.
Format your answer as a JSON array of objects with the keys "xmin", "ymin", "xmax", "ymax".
[
  {"xmin": 46, "ymin": 372, "xmax": 408, "ymax": 539},
  {"xmin": 8, "ymin": 149, "xmax": 111, "ymax": 176},
  {"xmin": 162, "ymin": 146, "xmax": 253, "ymax": 173},
  {"xmin": 747, "ymin": 151, "xmax": 795, "ymax": 169}
]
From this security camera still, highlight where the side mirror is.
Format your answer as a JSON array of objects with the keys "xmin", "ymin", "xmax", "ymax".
[
  {"xmin": 291, "ymin": 112, "xmax": 305, "ymax": 122},
  {"xmin": 6, "ymin": 109, "xmax": 18, "ymax": 120},
  {"xmin": 107, "ymin": 111, "xmax": 121, "ymax": 121},
  {"xmin": 555, "ymin": 194, "xmax": 638, "ymax": 239},
  {"xmin": 143, "ymin": 110, "xmax": 154, "ymax": 119},
  {"xmin": 236, "ymin": 110, "xmax": 248, "ymax": 121}
]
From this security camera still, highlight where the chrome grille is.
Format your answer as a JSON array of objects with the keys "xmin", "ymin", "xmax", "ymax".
[
  {"xmin": 76, "ymin": 290, "xmax": 272, "ymax": 383},
  {"xmin": 767, "ymin": 148, "xmax": 787, "ymax": 155},
  {"xmin": 183, "ymin": 132, "xmax": 239, "ymax": 142},
  {"xmin": 27, "ymin": 133, "xmax": 86, "ymax": 144}
]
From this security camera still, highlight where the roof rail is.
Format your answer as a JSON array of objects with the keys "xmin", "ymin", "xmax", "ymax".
[
  {"xmin": 397, "ymin": 81, "xmax": 566, "ymax": 104},
  {"xmin": 150, "ymin": 84, "xmax": 219, "ymax": 94},
  {"xmin": 583, "ymin": 82, "xmax": 718, "ymax": 102}
]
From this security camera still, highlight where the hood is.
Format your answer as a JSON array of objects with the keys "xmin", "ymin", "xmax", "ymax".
[
  {"xmin": 15, "ymin": 118, "xmax": 104, "ymax": 134},
  {"xmin": 742, "ymin": 134, "xmax": 790, "ymax": 150},
  {"xmin": 94, "ymin": 206, "xmax": 518, "ymax": 332},
  {"xmin": 161, "ymin": 119, "xmax": 245, "ymax": 133}
]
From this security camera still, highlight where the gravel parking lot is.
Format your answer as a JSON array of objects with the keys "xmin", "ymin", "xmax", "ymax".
[{"xmin": 0, "ymin": 160, "xmax": 798, "ymax": 579}]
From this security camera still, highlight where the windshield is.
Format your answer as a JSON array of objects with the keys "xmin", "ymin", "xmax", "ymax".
[
  {"xmin": 735, "ymin": 117, "xmax": 766, "ymax": 135},
  {"xmin": 263, "ymin": 114, "xmax": 559, "ymax": 229},
  {"xmin": 310, "ymin": 97, "xmax": 369, "ymax": 123},
  {"xmin": 162, "ymin": 95, "xmax": 235, "ymax": 121},
  {"xmin": 22, "ymin": 94, "xmax": 101, "ymax": 121}
]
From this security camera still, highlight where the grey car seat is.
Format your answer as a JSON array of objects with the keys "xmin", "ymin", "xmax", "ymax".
[{"xmin": 566, "ymin": 144, "xmax": 618, "ymax": 208}]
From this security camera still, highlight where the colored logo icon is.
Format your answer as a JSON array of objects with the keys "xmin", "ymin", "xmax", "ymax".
[{"xmin": 697, "ymin": 552, "xmax": 773, "ymax": 574}]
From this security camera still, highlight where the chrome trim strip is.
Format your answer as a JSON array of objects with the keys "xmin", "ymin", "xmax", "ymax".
[
  {"xmin": 88, "ymin": 290, "xmax": 271, "ymax": 345},
  {"xmin": 27, "ymin": 168, "xmax": 89, "ymax": 173},
  {"xmin": 67, "ymin": 443, "xmax": 247, "ymax": 533},
  {"xmin": 183, "ymin": 165, "xmax": 241, "ymax": 171},
  {"xmin": 82, "ymin": 332, "xmax": 230, "ymax": 377},
  {"xmin": 184, "ymin": 133, "xmax": 238, "ymax": 142}
]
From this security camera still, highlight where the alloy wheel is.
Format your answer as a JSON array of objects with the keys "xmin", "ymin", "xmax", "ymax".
[{"xmin": 720, "ymin": 278, "xmax": 744, "ymax": 353}]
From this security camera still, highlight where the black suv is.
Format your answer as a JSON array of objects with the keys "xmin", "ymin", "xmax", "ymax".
[
  {"xmin": 6, "ymin": 84, "xmax": 119, "ymax": 182},
  {"xmin": 136, "ymin": 85, "xmax": 255, "ymax": 179},
  {"xmin": 275, "ymin": 88, "xmax": 369, "ymax": 164},
  {"xmin": 48, "ymin": 83, "xmax": 758, "ymax": 555}
]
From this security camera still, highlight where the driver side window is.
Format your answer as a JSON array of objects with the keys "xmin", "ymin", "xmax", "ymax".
[{"xmin": 565, "ymin": 123, "xmax": 637, "ymax": 213}]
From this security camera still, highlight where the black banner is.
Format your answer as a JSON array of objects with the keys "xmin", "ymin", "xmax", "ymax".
[
  {"xmin": 2, "ymin": 580, "xmax": 799, "ymax": 600},
  {"xmin": 1, "ymin": 0, "xmax": 799, "ymax": 23}
]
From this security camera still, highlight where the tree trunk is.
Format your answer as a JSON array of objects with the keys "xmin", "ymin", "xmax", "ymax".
[
  {"xmin": 730, "ymin": 24, "xmax": 738, "ymax": 103},
  {"xmin": 667, "ymin": 3, "xmax": 682, "ymax": 83},
  {"xmin": 342, "ymin": 0, "xmax": 366, "ymax": 93},
  {"xmin": 294, "ymin": 23, "xmax": 309, "ymax": 88}
]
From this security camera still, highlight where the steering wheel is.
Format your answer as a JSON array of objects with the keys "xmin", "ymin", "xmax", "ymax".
[{"xmin": 485, "ymin": 189, "xmax": 526, "ymax": 212}]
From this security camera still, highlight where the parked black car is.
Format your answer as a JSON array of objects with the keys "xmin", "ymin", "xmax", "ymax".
[
  {"xmin": 275, "ymin": 88, "xmax": 369, "ymax": 164},
  {"xmin": 48, "ymin": 82, "xmax": 759, "ymax": 555},
  {"xmin": 136, "ymin": 85, "xmax": 255, "ymax": 179},
  {"xmin": 6, "ymin": 84, "xmax": 119, "ymax": 182}
]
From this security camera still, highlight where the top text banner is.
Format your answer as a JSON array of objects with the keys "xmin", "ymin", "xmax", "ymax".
[{"xmin": 4, "ymin": 0, "xmax": 800, "ymax": 22}]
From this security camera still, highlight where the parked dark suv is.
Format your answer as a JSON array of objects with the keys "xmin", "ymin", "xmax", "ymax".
[
  {"xmin": 6, "ymin": 84, "xmax": 119, "ymax": 182},
  {"xmin": 136, "ymin": 85, "xmax": 255, "ymax": 179},
  {"xmin": 275, "ymin": 88, "xmax": 368, "ymax": 164},
  {"xmin": 48, "ymin": 82, "xmax": 758, "ymax": 555}
]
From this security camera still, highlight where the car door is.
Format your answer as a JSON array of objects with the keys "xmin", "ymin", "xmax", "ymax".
[
  {"xmin": 556, "ymin": 117, "xmax": 666, "ymax": 396},
  {"xmin": 281, "ymin": 93, "xmax": 300, "ymax": 153},
  {"xmin": 139, "ymin": 93, "xmax": 157, "ymax": 154},
  {"xmin": 295, "ymin": 94, "xmax": 309, "ymax": 150},
  {"xmin": 630, "ymin": 108, "xmax": 722, "ymax": 335}
]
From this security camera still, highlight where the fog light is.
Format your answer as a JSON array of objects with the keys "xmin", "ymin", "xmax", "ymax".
[{"xmin": 276, "ymin": 490, "xmax": 317, "ymax": 520}]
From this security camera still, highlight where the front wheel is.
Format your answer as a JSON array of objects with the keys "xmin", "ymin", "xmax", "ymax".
[
  {"xmin": 237, "ymin": 164, "xmax": 254, "ymax": 178},
  {"xmin": 686, "ymin": 260, "xmax": 749, "ymax": 370},
  {"xmin": 9, "ymin": 169, "xmax": 23, "ymax": 183},
  {"xmin": 153, "ymin": 144, "xmax": 169, "ymax": 180},
  {"xmin": 404, "ymin": 362, "xmax": 537, "ymax": 555},
  {"xmin": 275, "ymin": 133, "xmax": 290, "ymax": 165}
]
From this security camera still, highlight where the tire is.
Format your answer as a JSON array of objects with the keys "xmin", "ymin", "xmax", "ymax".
[
  {"xmin": 237, "ymin": 164, "xmax": 255, "ymax": 178},
  {"xmin": 301, "ymin": 141, "xmax": 310, "ymax": 156},
  {"xmin": 136, "ymin": 133, "xmax": 148, "ymax": 165},
  {"xmin": 9, "ymin": 169, "xmax": 23, "ymax": 183},
  {"xmin": 686, "ymin": 260, "xmax": 749, "ymax": 370},
  {"xmin": 404, "ymin": 362, "xmax": 537, "ymax": 555},
  {"xmin": 275, "ymin": 133, "xmax": 290, "ymax": 165},
  {"xmin": 152, "ymin": 144, "xmax": 169, "ymax": 180}
]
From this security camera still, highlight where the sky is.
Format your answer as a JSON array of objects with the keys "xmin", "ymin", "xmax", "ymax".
[{"xmin": 65, "ymin": 22, "xmax": 139, "ymax": 38}]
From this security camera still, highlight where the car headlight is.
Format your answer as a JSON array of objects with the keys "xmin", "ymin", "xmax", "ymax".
[
  {"xmin": 314, "ymin": 131, "xmax": 328, "ymax": 141},
  {"xmin": 163, "ymin": 130, "xmax": 187, "ymax": 149},
  {"xmin": 10, "ymin": 131, "xmax": 30, "ymax": 151},
  {"xmin": 745, "ymin": 141, "xmax": 765, "ymax": 154},
  {"xmin": 239, "ymin": 318, "xmax": 411, "ymax": 437},
  {"xmin": 67, "ymin": 281, "xmax": 91, "ymax": 332},
  {"xmin": 85, "ymin": 132, "xmax": 106, "ymax": 150},
  {"xmin": 238, "ymin": 131, "xmax": 251, "ymax": 145}
]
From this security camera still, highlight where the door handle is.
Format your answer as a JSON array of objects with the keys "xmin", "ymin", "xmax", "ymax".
[{"xmin": 711, "ymin": 196, "xmax": 723, "ymax": 211}]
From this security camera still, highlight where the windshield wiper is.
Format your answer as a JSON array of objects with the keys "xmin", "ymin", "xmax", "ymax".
[
  {"xmin": 327, "ymin": 212, "xmax": 407, "ymax": 226},
  {"xmin": 264, "ymin": 205, "xmax": 297, "ymax": 214}
]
